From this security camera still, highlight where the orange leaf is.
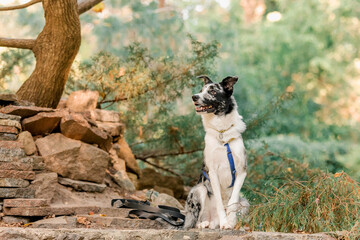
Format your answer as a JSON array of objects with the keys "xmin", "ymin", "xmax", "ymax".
[{"xmin": 92, "ymin": 2, "xmax": 105, "ymax": 13}]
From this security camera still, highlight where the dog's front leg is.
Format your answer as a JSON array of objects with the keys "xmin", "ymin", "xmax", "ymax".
[
  {"xmin": 226, "ymin": 170, "xmax": 247, "ymax": 227},
  {"xmin": 208, "ymin": 170, "xmax": 231, "ymax": 229}
]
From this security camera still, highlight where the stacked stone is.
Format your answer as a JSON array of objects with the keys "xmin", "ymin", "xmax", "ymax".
[{"xmin": 0, "ymin": 91, "xmax": 140, "ymax": 195}]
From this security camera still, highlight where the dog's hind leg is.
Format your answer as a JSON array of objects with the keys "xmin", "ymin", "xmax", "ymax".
[
  {"xmin": 208, "ymin": 170, "xmax": 231, "ymax": 229},
  {"xmin": 183, "ymin": 184, "xmax": 207, "ymax": 229}
]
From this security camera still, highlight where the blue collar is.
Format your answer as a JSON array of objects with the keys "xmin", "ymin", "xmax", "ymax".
[{"xmin": 202, "ymin": 142, "xmax": 236, "ymax": 188}]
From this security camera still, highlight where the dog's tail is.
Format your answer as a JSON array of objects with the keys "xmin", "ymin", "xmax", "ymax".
[{"xmin": 183, "ymin": 184, "xmax": 207, "ymax": 229}]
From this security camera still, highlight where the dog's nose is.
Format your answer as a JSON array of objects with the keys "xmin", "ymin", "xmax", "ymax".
[{"xmin": 192, "ymin": 95, "xmax": 199, "ymax": 101}]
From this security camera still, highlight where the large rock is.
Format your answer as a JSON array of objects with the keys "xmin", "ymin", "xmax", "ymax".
[
  {"xmin": 152, "ymin": 193, "xmax": 184, "ymax": 210},
  {"xmin": 96, "ymin": 122, "xmax": 125, "ymax": 137},
  {"xmin": 109, "ymin": 148, "xmax": 126, "ymax": 172},
  {"xmin": 35, "ymin": 134, "xmax": 110, "ymax": 183},
  {"xmin": 66, "ymin": 90, "xmax": 99, "ymax": 112},
  {"xmin": 60, "ymin": 112, "xmax": 112, "ymax": 152},
  {"xmin": 29, "ymin": 172, "xmax": 58, "ymax": 201},
  {"xmin": 138, "ymin": 168, "xmax": 184, "ymax": 199},
  {"xmin": 0, "ymin": 105, "xmax": 54, "ymax": 118},
  {"xmin": 17, "ymin": 131, "xmax": 37, "ymax": 155},
  {"xmin": 107, "ymin": 170, "xmax": 136, "ymax": 192},
  {"xmin": 114, "ymin": 139, "xmax": 141, "ymax": 176},
  {"xmin": 22, "ymin": 111, "xmax": 63, "ymax": 136}
]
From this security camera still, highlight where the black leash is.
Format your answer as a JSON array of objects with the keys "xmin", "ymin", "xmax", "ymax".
[{"xmin": 111, "ymin": 199, "xmax": 185, "ymax": 227}]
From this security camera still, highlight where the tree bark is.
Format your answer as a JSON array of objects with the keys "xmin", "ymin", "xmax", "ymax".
[{"xmin": 16, "ymin": 0, "xmax": 81, "ymax": 108}]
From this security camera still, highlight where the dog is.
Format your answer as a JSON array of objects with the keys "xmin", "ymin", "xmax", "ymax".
[{"xmin": 183, "ymin": 75, "xmax": 249, "ymax": 229}]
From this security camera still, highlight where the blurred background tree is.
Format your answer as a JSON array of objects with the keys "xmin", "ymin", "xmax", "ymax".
[{"xmin": 1, "ymin": 0, "xmax": 360, "ymax": 233}]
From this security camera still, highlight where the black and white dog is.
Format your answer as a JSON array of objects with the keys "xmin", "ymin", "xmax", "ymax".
[{"xmin": 184, "ymin": 75, "xmax": 249, "ymax": 229}]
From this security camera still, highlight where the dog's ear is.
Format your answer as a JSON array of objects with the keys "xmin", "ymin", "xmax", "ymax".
[
  {"xmin": 197, "ymin": 75, "xmax": 213, "ymax": 85},
  {"xmin": 220, "ymin": 76, "xmax": 238, "ymax": 93}
]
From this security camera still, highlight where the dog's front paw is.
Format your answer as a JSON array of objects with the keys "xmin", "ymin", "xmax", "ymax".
[
  {"xmin": 209, "ymin": 221, "xmax": 219, "ymax": 229},
  {"xmin": 197, "ymin": 221, "xmax": 210, "ymax": 229},
  {"xmin": 226, "ymin": 212, "xmax": 237, "ymax": 228},
  {"xmin": 220, "ymin": 218, "xmax": 232, "ymax": 229}
]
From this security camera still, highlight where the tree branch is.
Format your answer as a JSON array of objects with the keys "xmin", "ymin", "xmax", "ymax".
[
  {"xmin": 78, "ymin": 0, "xmax": 104, "ymax": 15},
  {"xmin": 0, "ymin": 38, "xmax": 36, "ymax": 50},
  {"xmin": 0, "ymin": 0, "xmax": 41, "ymax": 11},
  {"xmin": 134, "ymin": 148, "xmax": 202, "ymax": 177},
  {"xmin": 136, "ymin": 158, "xmax": 182, "ymax": 177},
  {"xmin": 135, "ymin": 148, "xmax": 202, "ymax": 161}
]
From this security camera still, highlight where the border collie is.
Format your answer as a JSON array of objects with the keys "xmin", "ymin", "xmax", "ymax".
[{"xmin": 184, "ymin": 75, "xmax": 249, "ymax": 229}]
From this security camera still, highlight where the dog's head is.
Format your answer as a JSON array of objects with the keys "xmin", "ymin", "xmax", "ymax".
[{"xmin": 192, "ymin": 75, "xmax": 238, "ymax": 115}]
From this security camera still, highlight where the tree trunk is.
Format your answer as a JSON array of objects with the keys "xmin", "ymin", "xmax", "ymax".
[{"xmin": 16, "ymin": 0, "xmax": 81, "ymax": 108}]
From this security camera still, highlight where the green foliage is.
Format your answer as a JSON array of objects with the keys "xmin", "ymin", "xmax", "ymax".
[
  {"xmin": 66, "ymin": 37, "xmax": 219, "ymax": 183},
  {"xmin": 0, "ymin": 49, "xmax": 34, "ymax": 91},
  {"xmin": 184, "ymin": 0, "xmax": 360, "ymax": 140}
]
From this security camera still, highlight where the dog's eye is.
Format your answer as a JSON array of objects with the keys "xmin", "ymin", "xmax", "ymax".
[{"xmin": 209, "ymin": 90, "xmax": 216, "ymax": 95}]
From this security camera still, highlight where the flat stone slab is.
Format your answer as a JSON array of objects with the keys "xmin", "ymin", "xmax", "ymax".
[
  {"xmin": 0, "ymin": 119, "xmax": 22, "ymax": 130},
  {"xmin": 2, "ymin": 216, "xmax": 30, "ymax": 224},
  {"xmin": 0, "ymin": 170, "xmax": 35, "ymax": 180},
  {"xmin": 4, "ymin": 198, "xmax": 49, "ymax": 208},
  {"xmin": 4, "ymin": 206, "xmax": 76, "ymax": 217},
  {"xmin": 0, "ymin": 228, "xmax": 337, "ymax": 240},
  {"xmin": 3, "ymin": 205, "xmax": 107, "ymax": 217},
  {"xmin": 0, "ymin": 178, "xmax": 30, "ymax": 188},
  {"xmin": 0, "ymin": 105, "xmax": 54, "ymax": 118},
  {"xmin": 0, "ymin": 161, "xmax": 33, "ymax": 171},
  {"xmin": 0, "ymin": 188, "xmax": 35, "ymax": 198},
  {"xmin": 22, "ymin": 112, "xmax": 63, "ymax": 136},
  {"xmin": 0, "ymin": 133, "xmax": 17, "ymax": 141},
  {"xmin": 0, "ymin": 93, "xmax": 17, "ymax": 105},
  {"xmin": 0, "ymin": 112, "xmax": 21, "ymax": 121},
  {"xmin": 76, "ymin": 215, "xmax": 167, "ymax": 229},
  {"xmin": 0, "ymin": 141, "xmax": 25, "ymax": 161},
  {"xmin": 58, "ymin": 177, "xmax": 107, "ymax": 193},
  {"xmin": 0, "ymin": 125, "xmax": 19, "ymax": 134},
  {"xmin": 32, "ymin": 216, "xmax": 77, "ymax": 229},
  {"xmin": 60, "ymin": 112, "xmax": 112, "ymax": 152}
]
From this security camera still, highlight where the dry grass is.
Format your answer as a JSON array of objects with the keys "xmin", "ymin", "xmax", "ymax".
[{"xmin": 237, "ymin": 151, "xmax": 360, "ymax": 236}]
